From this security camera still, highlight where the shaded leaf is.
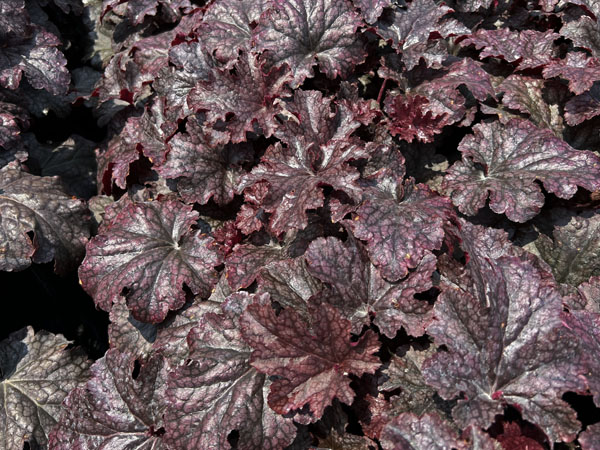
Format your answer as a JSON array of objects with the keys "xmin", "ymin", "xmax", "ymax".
[{"xmin": 0, "ymin": 327, "xmax": 90, "ymax": 450}]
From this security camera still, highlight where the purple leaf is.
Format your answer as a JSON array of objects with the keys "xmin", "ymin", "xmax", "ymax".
[
  {"xmin": 352, "ymin": 0, "xmax": 390, "ymax": 24},
  {"xmin": 188, "ymin": 51, "xmax": 293, "ymax": 143},
  {"xmin": 422, "ymin": 255, "xmax": 585, "ymax": 443},
  {"xmin": 543, "ymin": 53, "xmax": 600, "ymax": 95},
  {"xmin": 1, "ymin": 327, "xmax": 90, "ymax": 450},
  {"xmin": 348, "ymin": 180, "xmax": 453, "ymax": 282},
  {"xmin": 254, "ymin": 0, "xmax": 365, "ymax": 87},
  {"xmin": 499, "ymin": 75, "xmax": 564, "ymax": 134},
  {"xmin": 375, "ymin": 0, "xmax": 469, "ymax": 69},
  {"xmin": 240, "ymin": 301, "xmax": 380, "ymax": 420},
  {"xmin": 379, "ymin": 413, "xmax": 465, "ymax": 450},
  {"xmin": 443, "ymin": 119, "xmax": 600, "ymax": 222},
  {"xmin": 164, "ymin": 296, "xmax": 296, "ymax": 449},
  {"xmin": 0, "ymin": 165, "xmax": 90, "ymax": 274},
  {"xmin": 565, "ymin": 84, "xmax": 600, "ymax": 126},
  {"xmin": 580, "ymin": 423, "xmax": 600, "ymax": 449},
  {"xmin": 460, "ymin": 29, "xmax": 559, "ymax": 70},
  {"xmin": 199, "ymin": 0, "xmax": 270, "ymax": 65},
  {"xmin": 49, "ymin": 350, "xmax": 169, "ymax": 449},
  {"xmin": 0, "ymin": 27, "xmax": 70, "ymax": 95},
  {"xmin": 305, "ymin": 236, "xmax": 436, "ymax": 337},
  {"xmin": 238, "ymin": 90, "xmax": 368, "ymax": 235},
  {"xmin": 79, "ymin": 199, "xmax": 223, "ymax": 323},
  {"xmin": 155, "ymin": 117, "xmax": 253, "ymax": 205}
]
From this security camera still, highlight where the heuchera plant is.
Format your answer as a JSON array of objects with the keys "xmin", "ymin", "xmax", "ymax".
[{"xmin": 2, "ymin": 0, "xmax": 600, "ymax": 448}]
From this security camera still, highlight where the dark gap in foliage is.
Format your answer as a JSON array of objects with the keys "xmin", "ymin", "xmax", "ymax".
[
  {"xmin": 563, "ymin": 393, "xmax": 600, "ymax": 428},
  {"xmin": 33, "ymin": 105, "xmax": 107, "ymax": 143},
  {"xmin": 0, "ymin": 263, "xmax": 109, "ymax": 360}
]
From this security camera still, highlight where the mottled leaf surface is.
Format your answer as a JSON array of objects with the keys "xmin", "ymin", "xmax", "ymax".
[
  {"xmin": 156, "ymin": 118, "xmax": 253, "ymax": 205},
  {"xmin": 188, "ymin": 52, "xmax": 292, "ymax": 143},
  {"xmin": 0, "ymin": 28, "xmax": 70, "ymax": 95},
  {"xmin": 199, "ymin": 0, "xmax": 270, "ymax": 64},
  {"xmin": 254, "ymin": 0, "xmax": 365, "ymax": 87},
  {"xmin": 0, "ymin": 165, "xmax": 89, "ymax": 274},
  {"xmin": 79, "ymin": 199, "xmax": 223, "ymax": 323},
  {"xmin": 580, "ymin": 423, "xmax": 600, "ymax": 449},
  {"xmin": 379, "ymin": 413, "xmax": 464, "ymax": 450},
  {"xmin": 241, "ymin": 302, "xmax": 380, "ymax": 419},
  {"xmin": 49, "ymin": 350, "xmax": 168, "ymax": 450},
  {"xmin": 564, "ymin": 84, "xmax": 600, "ymax": 126},
  {"xmin": 499, "ymin": 75, "xmax": 563, "ymax": 134},
  {"xmin": 460, "ymin": 29, "xmax": 558, "ymax": 70},
  {"xmin": 165, "ymin": 295, "xmax": 296, "ymax": 449},
  {"xmin": 238, "ymin": 90, "xmax": 368, "ymax": 234},
  {"xmin": 0, "ymin": 327, "xmax": 90, "ymax": 450},
  {"xmin": 543, "ymin": 53, "xmax": 600, "ymax": 95},
  {"xmin": 443, "ymin": 119, "xmax": 600, "ymax": 222},
  {"xmin": 422, "ymin": 255, "xmax": 585, "ymax": 442},
  {"xmin": 532, "ymin": 209, "xmax": 600, "ymax": 286},
  {"xmin": 349, "ymin": 181, "xmax": 453, "ymax": 282},
  {"xmin": 305, "ymin": 236, "xmax": 436, "ymax": 336}
]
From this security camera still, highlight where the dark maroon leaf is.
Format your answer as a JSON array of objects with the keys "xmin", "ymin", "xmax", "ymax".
[
  {"xmin": 494, "ymin": 422, "xmax": 545, "ymax": 450},
  {"xmin": 188, "ymin": 51, "xmax": 293, "ymax": 143},
  {"xmin": 384, "ymin": 93, "xmax": 449, "ymax": 143},
  {"xmin": 240, "ymin": 301, "xmax": 380, "ymax": 420},
  {"xmin": 155, "ymin": 117, "xmax": 253, "ymax": 205},
  {"xmin": 362, "ymin": 348, "xmax": 439, "ymax": 439},
  {"xmin": 199, "ymin": 0, "xmax": 270, "ymax": 65},
  {"xmin": 153, "ymin": 41, "xmax": 214, "ymax": 123},
  {"xmin": 543, "ymin": 53, "xmax": 600, "ymax": 95},
  {"xmin": 0, "ymin": 327, "xmax": 90, "ymax": 450},
  {"xmin": 79, "ymin": 199, "xmax": 223, "ymax": 323},
  {"xmin": 49, "ymin": 350, "xmax": 169, "ymax": 449},
  {"xmin": 0, "ymin": 100, "xmax": 28, "ymax": 149},
  {"xmin": 24, "ymin": 134, "xmax": 97, "ymax": 199},
  {"xmin": 257, "ymin": 257, "xmax": 322, "ymax": 323},
  {"xmin": 108, "ymin": 296, "xmax": 157, "ymax": 357},
  {"xmin": 431, "ymin": 58, "xmax": 495, "ymax": 102},
  {"xmin": 564, "ymin": 84, "xmax": 600, "ymax": 126},
  {"xmin": 0, "ymin": 165, "xmax": 90, "ymax": 274},
  {"xmin": 238, "ymin": 90, "xmax": 368, "ymax": 234},
  {"xmin": 225, "ymin": 240, "xmax": 289, "ymax": 290},
  {"xmin": 253, "ymin": 0, "xmax": 365, "ymax": 87},
  {"xmin": 561, "ymin": 310, "xmax": 600, "ymax": 407},
  {"xmin": 164, "ymin": 294, "xmax": 296, "ymax": 449},
  {"xmin": 305, "ymin": 236, "xmax": 436, "ymax": 337},
  {"xmin": 498, "ymin": 75, "xmax": 564, "ymax": 134},
  {"xmin": 422, "ymin": 255, "xmax": 585, "ymax": 442},
  {"xmin": 348, "ymin": 180, "xmax": 453, "ymax": 282},
  {"xmin": 460, "ymin": 29, "xmax": 559, "ymax": 70},
  {"xmin": 443, "ymin": 119, "xmax": 600, "ymax": 222}
]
